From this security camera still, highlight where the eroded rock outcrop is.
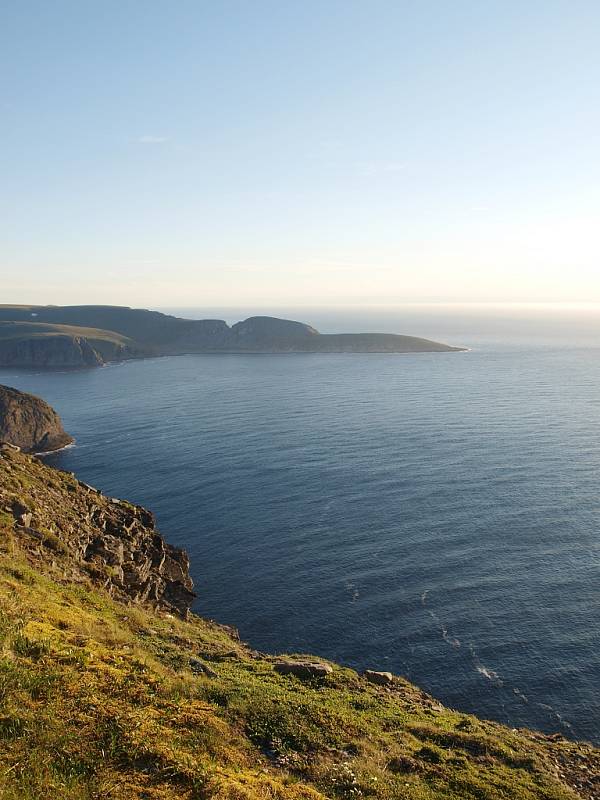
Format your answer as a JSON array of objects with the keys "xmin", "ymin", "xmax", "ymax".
[
  {"xmin": 0, "ymin": 334, "xmax": 104, "ymax": 368},
  {"xmin": 0, "ymin": 445, "xmax": 195, "ymax": 616},
  {"xmin": 0, "ymin": 384, "xmax": 74, "ymax": 452}
]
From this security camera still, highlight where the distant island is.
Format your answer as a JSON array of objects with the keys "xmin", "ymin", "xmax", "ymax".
[{"xmin": 0, "ymin": 305, "xmax": 465, "ymax": 368}]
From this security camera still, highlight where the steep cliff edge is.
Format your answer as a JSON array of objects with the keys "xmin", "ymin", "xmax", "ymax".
[
  {"xmin": 0, "ymin": 320, "xmax": 140, "ymax": 368},
  {"xmin": 0, "ymin": 448, "xmax": 597, "ymax": 800},
  {"xmin": 0, "ymin": 333, "xmax": 104, "ymax": 368},
  {"xmin": 0, "ymin": 445, "xmax": 194, "ymax": 616},
  {"xmin": 0, "ymin": 384, "xmax": 74, "ymax": 452}
]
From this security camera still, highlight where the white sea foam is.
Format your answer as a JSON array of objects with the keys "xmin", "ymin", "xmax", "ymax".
[
  {"xmin": 475, "ymin": 664, "xmax": 501, "ymax": 682},
  {"xmin": 36, "ymin": 441, "xmax": 76, "ymax": 456},
  {"xmin": 422, "ymin": 592, "xmax": 461, "ymax": 648}
]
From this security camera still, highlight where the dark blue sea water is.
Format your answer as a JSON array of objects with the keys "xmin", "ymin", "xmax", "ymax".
[{"xmin": 3, "ymin": 307, "xmax": 600, "ymax": 744}]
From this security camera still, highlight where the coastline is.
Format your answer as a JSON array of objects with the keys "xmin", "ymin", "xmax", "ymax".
[
  {"xmin": 0, "ymin": 346, "xmax": 469, "ymax": 372},
  {"xmin": 1, "ymin": 444, "xmax": 599, "ymax": 799},
  {"xmin": 35, "ymin": 439, "xmax": 76, "ymax": 456}
]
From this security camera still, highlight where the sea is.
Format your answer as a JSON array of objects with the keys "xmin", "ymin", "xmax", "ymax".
[{"xmin": 2, "ymin": 304, "xmax": 600, "ymax": 744}]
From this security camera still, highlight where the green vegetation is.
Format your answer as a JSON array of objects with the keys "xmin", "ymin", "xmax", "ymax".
[
  {"xmin": 0, "ymin": 320, "xmax": 136, "ymax": 360},
  {"xmin": 0, "ymin": 320, "xmax": 131, "ymax": 345},
  {"xmin": 0, "ymin": 451, "xmax": 597, "ymax": 799}
]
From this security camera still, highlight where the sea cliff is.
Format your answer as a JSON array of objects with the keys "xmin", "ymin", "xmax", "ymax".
[
  {"xmin": 0, "ymin": 384, "xmax": 74, "ymax": 452},
  {"xmin": 0, "ymin": 444, "xmax": 597, "ymax": 799},
  {"xmin": 0, "ymin": 305, "xmax": 466, "ymax": 368}
]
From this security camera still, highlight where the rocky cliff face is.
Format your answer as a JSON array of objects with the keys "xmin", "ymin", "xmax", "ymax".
[
  {"xmin": 0, "ymin": 384, "xmax": 74, "ymax": 453},
  {"xmin": 0, "ymin": 444, "xmax": 195, "ymax": 616},
  {"xmin": 0, "ymin": 334, "xmax": 104, "ymax": 368}
]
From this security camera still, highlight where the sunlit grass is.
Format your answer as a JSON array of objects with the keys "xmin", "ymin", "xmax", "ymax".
[{"xmin": 0, "ymin": 450, "xmax": 597, "ymax": 798}]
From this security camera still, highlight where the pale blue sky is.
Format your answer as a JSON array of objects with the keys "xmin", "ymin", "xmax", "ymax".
[{"xmin": 2, "ymin": 1, "xmax": 599, "ymax": 306}]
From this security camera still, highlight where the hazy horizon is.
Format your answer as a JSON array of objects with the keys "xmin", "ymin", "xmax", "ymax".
[
  {"xmin": 6, "ymin": 299, "xmax": 600, "ymax": 345},
  {"xmin": 159, "ymin": 302, "xmax": 600, "ymax": 347}
]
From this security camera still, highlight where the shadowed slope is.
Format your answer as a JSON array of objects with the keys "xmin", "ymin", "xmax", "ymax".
[{"xmin": 0, "ymin": 320, "xmax": 139, "ymax": 367}]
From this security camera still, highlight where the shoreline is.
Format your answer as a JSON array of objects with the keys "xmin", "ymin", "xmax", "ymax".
[
  {"xmin": 0, "ymin": 346, "xmax": 469, "ymax": 373},
  {"xmin": 35, "ymin": 439, "xmax": 76, "ymax": 457}
]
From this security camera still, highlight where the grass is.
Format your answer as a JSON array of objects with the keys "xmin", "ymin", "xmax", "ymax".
[
  {"xmin": 0, "ymin": 320, "xmax": 132, "ymax": 347},
  {"xmin": 0, "ymin": 548, "xmax": 591, "ymax": 800},
  {"xmin": 0, "ymin": 451, "xmax": 597, "ymax": 799}
]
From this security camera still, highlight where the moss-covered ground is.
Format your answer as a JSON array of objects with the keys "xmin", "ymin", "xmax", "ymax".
[{"xmin": 0, "ymin": 453, "xmax": 598, "ymax": 799}]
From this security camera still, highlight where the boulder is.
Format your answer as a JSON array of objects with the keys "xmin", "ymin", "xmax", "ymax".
[
  {"xmin": 10, "ymin": 500, "xmax": 32, "ymax": 527},
  {"xmin": 189, "ymin": 658, "xmax": 218, "ymax": 677},
  {"xmin": 273, "ymin": 661, "xmax": 333, "ymax": 679},
  {"xmin": 364, "ymin": 670, "xmax": 394, "ymax": 686},
  {"xmin": 0, "ymin": 442, "xmax": 20, "ymax": 452}
]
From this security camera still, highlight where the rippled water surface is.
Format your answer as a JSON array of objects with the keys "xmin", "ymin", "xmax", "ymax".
[{"xmin": 3, "ymin": 327, "xmax": 600, "ymax": 743}]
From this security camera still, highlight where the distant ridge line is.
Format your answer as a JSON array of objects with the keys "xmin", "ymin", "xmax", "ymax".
[{"xmin": 0, "ymin": 304, "xmax": 466, "ymax": 368}]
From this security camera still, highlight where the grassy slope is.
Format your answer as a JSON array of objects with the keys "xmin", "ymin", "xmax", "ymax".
[
  {"xmin": 0, "ymin": 320, "xmax": 134, "ymax": 345},
  {"xmin": 0, "ymin": 321, "xmax": 137, "ymax": 360},
  {"xmin": 0, "ymin": 306, "xmax": 187, "ymax": 350},
  {"xmin": 0, "ymin": 452, "xmax": 598, "ymax": 800}
]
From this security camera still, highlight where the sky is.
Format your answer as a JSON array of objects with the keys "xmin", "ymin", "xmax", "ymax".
[{"xmin": 2, "ymin": 1, "xmax": 600, "ymax": 307}]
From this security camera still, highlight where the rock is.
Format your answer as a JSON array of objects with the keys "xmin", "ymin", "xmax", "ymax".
[
  {"xmin": 189, "ymin": 658, "xmax": 218, "ymax": 677},
  {"xmin": 18, "ymin": 526, "xmax": 44, "ymax": 541},
  {"xmin": 220, "ymin": 624, "xmax": 240, "ymax": 641},
  {"xmin": 0, "ymin": 447, "xmax": 195, "ymax": 618},
  {"xmin": 79, "ymin": 482, "xmax": 100, "ymax": 493},
  {"xmin": 81, "ymin": 499, "xmax": 195, "ymax": 618},
  {"xmin": 10, "ymin": 500, "xmax": 32, "ymax": 527},
  {"xmin": 387, "ymin": 755, "xmax": 422, "ymax": 774},
  {"xmin": 273, "ymin": 661, "xmax": 333, "ymax": 679},
  {"xmin": 0, "ymin": 385, "xmax": 73, "ymax": 453},
  {"xmin": 364, "ymin": 670, "xmax": 394, "ymax": 686},
  {"xmin": 219, "ymin": 650, "xmax": 240, "ymax": 660},
  {"xmin": 0, "ymin": 333, "xmax": 105, "ymax": 369},
  {"xmin": 198, "ymin": 649, "xmax": 240, "ymax": 662},
  {"xmin": 10, "ymin": 500, "xmax": 29, "ymax": 516}
]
